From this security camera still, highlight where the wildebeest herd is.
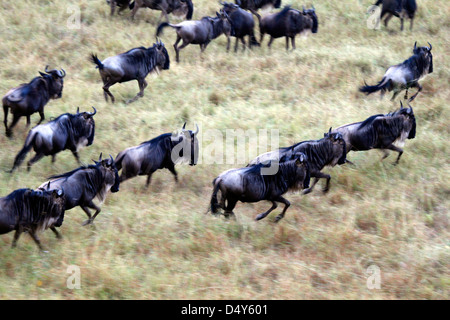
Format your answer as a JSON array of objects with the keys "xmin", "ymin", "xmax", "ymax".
[{"xmin": 0, "ymin": 0, "xmax": 433, "ymax": 251}]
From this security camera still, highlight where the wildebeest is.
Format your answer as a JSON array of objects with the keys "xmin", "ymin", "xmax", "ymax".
[
  {"xmin": 39, "ymin": 154, "xmax": 120, "ymax": 226},
  {"xmin": 333, "ymin": 102, "xmax": 416, "ymax": 164},
  {"xmin": 0, "ymin": 186, "xmax": 65, "ymax": 251},
  {"xmin": 220, "ymin": 2, "xmax": 260, "ymax": 52},
  {"xmin": 209, "ymin": 153, "xmax": 310, "ymax": 222},
  {"xmin": 360, "ymin": 42, "xmax": 433, "ymax": 101},
  {"xmin": 9, "ymin": 107, "xmax": 97, "ymax": 173},
  {"xmin": 3, "ymin": 66, "xmax": 66, "ymax": 137},
  {"xmin": 259, "ymin": 5, "xmax": 319, "ymax": 50},
  {"xmin": 156, "ymin": 11, "xmax": 233, "ymax": 62},
  {"xmin": 374, "ymin": 0, "xmax": 417, "ymax": 31},
  {"xmin": 235, "ymin": 0, "xmax": 282, "ymax": 23},
  {"xmin": 90, "ymin": 41, "xmax": 170, "ymax": 104},
  {"xmin": 249, "ymin": 129, "xmax": 347, "ymax": 194},
  {"xmin": 129, "ymin": 0, "xmax": 194, "ymax": 21},
  {"xmin": 115, "ymin": 123, "xmax": 199, "ymax": 187}
]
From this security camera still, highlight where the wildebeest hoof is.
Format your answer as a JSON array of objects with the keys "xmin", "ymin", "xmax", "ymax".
[
  {"xmin": 82, "ymin": 219, "xmax": 93, "ymax": 226},
  {"xmin": 302, "ymin": 189, "xmax": 312, "ymax": 195},
  {"xmin": 274, "ymin": 215, "xmax": 283, "ymax": 223}
]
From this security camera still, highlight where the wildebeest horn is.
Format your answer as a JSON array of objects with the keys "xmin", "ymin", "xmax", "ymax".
[
  {"xmin": 98, "ymin": 153, "xmax": 103, "ymax": 162},
  {"xmin": 76, "ymin": 107, "xmax": 80, "ymax": 114},
  {"xmin": 193, "ymin": 123, "xmax": 199, "ymax": 135},
  {"xmin": 414, "ymin": 41, "xmax": 417, "ymax": 50},
  {"xmin": 57, "ymin": 68, "xmax": 66, "ymax": 78},
  {"xmin": 328, "ymin": 127, "xmax": 332, "ymax": 134},
  {"xmin": 182, "ymin": 122, "xmax": 187, "ymax": 130},
  {"xmin": 45, "ymin": 65, "xmax": 50, "ymax": 73},
  {"xmin": 400, "ymin": 101, "xmax": 404, "ymax": 109},
  {"xmin": 427, "ymin": 42, "xmax": 432, "ymax": 51},
  {"xmin": 46, "ymin": 181, "xmax": 51, "ymax": 190},
  {"xmin": 88, "ymin": 106, "xmax": 97, "ymax": 117},
  {"xmin": 302, "ymin": 5, "xmax": 306, "ymax": 12},
  {"xmin": 109, "ymin": 154, "xmax": 114, "ymax": 165}
]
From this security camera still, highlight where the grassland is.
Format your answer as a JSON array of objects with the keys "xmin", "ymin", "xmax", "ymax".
[{"xmin": 0, "ymin": 0, "xmax": 448, "ymax": 300}]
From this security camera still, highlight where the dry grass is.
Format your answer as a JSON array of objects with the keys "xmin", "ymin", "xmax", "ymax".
[{"xmin": 0, "ymin": 0, "xmax": 448, "ymax": 300}]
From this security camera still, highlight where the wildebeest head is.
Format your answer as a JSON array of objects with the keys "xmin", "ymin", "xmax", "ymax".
[
  {"xmin": 94, "ymin": 153, "xmax": 120, "ymax": 193},
  {"xmin": 171, "ymin": 123, "xmax": 199, "ymax": 166},
  {"xmin": 396, "ymin": 101, "xmax": 417, "ymax": 139},
  {"xmin": 34, "ymin": 182, "xmax": 66, "ymax": 218},
  {"xmin": 324, "ymin": 128, "xmax": 347, "ymax": 165},
  {"xmin": 280, "ymin": 151, "xmax": 311, "ymax": 189},
  {"xmin": 75, "ymin": 106, "xmax": 97, "ymax": 144},
  {"xmin": 154, "ymin": 41, "xmax": 170, "ymax": 71},
  {"xmin": 302, "ymin": 6, "xmax": 319, "ymax": 33},
  {"xmin": 38, "ymin": 65, "xmax": 66, "ymax": 99},
  {"xmin": 413, "ymin": 42, "xmax": 433, "ymax": 74}
]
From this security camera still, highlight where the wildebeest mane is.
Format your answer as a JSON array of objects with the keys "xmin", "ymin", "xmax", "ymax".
[{"xmin": 357, "ymin": 114, "xmax": 384, "ymax": 130}]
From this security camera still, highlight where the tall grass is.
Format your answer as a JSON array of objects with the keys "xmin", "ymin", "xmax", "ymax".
[{"xmin": 0, "ymin": 0, "xmax": 448, "ymax": 299}]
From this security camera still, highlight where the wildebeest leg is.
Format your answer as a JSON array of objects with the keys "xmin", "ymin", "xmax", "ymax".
[
  {"xmin": 384, "ymin": 144, "xmax": 404, "ymax": 164},
  {"xmin": 130, "ymin": 2, "xmax": 140, "ymax": 20},
  {"xmin": 404, "ymin": 88, "xmax": 409, "ymax": 100},
  {"xmin": 126, "ymin": 78, "xmax": 147, "ymax": 104},
  {"xmin": 302, "ymin": 172, "xmax": 331, "ymax": 194},
  {"xmin": 27, "ymin": 152, "xmax": 45, "ymax": 171},
  {"xmin": 408, "ymin": 82, "xmax": 422, "ymax": 102},
  {"xmin": 273, "ymin": 196, "xmax": 291, "ymax": 223},
  {"xmin": 410, "ymin": 18, "xmax": 414, "ymax": 30},
  {"xmin": 234, "ymin": 38, "xmax": 239, "ymax": 52},
  {"xmin": 6, "ymin": 114, "xmax": 21, "ymax": 137},
  {"xmin": 28, "ymin": 229, "xmax": 45, "ymax": 251},
  {"xmin": 241, "ymin": 38, "xmax": 246, "ymax": 51},
  {"xmin": 110, "ymin": 1, "xmax": 116, "ymax": 16},
  {"xmin": 71, "ymin": 151, "xmax": 81, "ymax": 164},
  {"xmin": 285, "ymin": 37, "xmax": 289, "ymax": 50},
  {"xmin": 255, "ymin": 201, "xmax": 278, "ymax": 221},
  {"xmin": 37, "ymin": 111, "xmax": 45, "ymax": 125},
  {"xmin": 267, "ymin": 36, "xmax": 274, "ymax": 49},
  {"xmin": 3, "ymin": 104, "xmax": 9, "ymax": 134},
  {"xmin": 167, "ymin": 164, "xmax": 178, "ymax": 183},
  {"xmin": 81, "ymin": 201, "xmax": 101, "ymax": 225},
  {"xmin": 390, "ymin": 89, "xmax": 402, "ymax": 101},
  {"xmin": 224, "ymin": 197, "xmax": 237, "ymax": 219},
  {"xmin": 175, "ymin": 39, "xmax": 190, "ymax": 63},
  {"xmin": 11, "ymin": 227, "xmax": 23, "ymax": 248},
  {"xmin": 50, "ymin": 226, "xmax": 62, "ymax": 239},
  {"xmin": 384, "ymin": 13, "xmax": 393, "ymax": 28},
  {"xmin": 226, "ymin": 36, "xmax": 231, "ymax": 52},
  {"xmin": 102, "ymin": 81, "xmax": 115, "ymax": 103},
  {"xmin": 400, "ymin": 18, "xmax": 404, "ymax": 31},
  {"xmin": 26, "ymin": 116, "xmax": 31, "ymax": 127},
  {"xmin": 145, "ymin": 173, "xmax": 153, "ymax": 188},
  {"xmin": 291, "ymin": 37, "xmax": 296, "ymax": 50}
]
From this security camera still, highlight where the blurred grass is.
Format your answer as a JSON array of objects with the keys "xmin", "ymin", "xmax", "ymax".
[{"xmin": 0, "ymin": 0, "xmax": 448, "ymax": 299}]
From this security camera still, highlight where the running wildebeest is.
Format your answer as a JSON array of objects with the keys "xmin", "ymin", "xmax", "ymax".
[
  {"xmin": 259, "ymin": 5, "xmax": 318, "ymax": 50},
  {"xmin": 39, "ymin": 154, "xmax": 120, "ymax": 226},
  {"xmin": 114, "ymin": 123, "xmax": 199, "ymax": 187},
  {"xmin": 333, "ymin": 102, "xmax": 416, "ymax": 164},
  {"xmin": 210, "ymin": 153, "xmax": 310, "ymax": 222},
  {"xmin": 235, "ymin": 0, "xmax": 282, "ymax": 23},
  {"xmin": 90, "ymin": 41, "xmax": 170, "ymax": 104},
  {"xmin": 374, "ymin": 0, "xmax": 417, "ymax": 31},
  {"xmin": 3, "ymin": 66, "xmax": 66, "ymax": 137},
  {"xmin": 360, "ymin": 42, "xmax": 433, "ymax": 102},
  {"xmin": 249, "ymin": 128, "xmax": 347, "ymax": 194},
  {"xmin": 129, "ymin": 0, "xmax": 194, "ymax": 22},
  {"xmin": 9, "ymin": 107, "xmax": 97, "ymax": 173},
  {"xmin": 0, "ymin": 186, "xmax": 65, "ymax": 251},
  {"xmin": 156, "ymin": 11, "xmax": 233, "ymax": 62},
  {"xmin": 220, "ymin": 2, "xmax": 260, "ymax": 52}
]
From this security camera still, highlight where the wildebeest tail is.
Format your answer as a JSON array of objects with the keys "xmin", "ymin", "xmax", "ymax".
[
  {"xmin": 156, "ymin": 22, "xmax": 178, "ymax": 37},
  {"xmin": 359, "ymin": 77, "xmax": 389, "ymax": 95},
  {"xmin": 185, "ymin": 0, "xmax": 194, "ymax": 20},
  {"xmin": 10, "ymin": 130, "xmax": 38, "ymax": 173},
  {"xmin": 129, "ymin": 1, "xmax": 135, "ymax": 9},
  {"xmin": 90, "ymin": 54, "xmax": 104, "ymax": 70},
  {"xmin": 209, "ymin": 178, "xmax": 221, "ymax": 214}
]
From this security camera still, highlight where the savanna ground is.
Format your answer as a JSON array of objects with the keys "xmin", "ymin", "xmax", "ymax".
[{"xmin": 0, "ymin": 0, "xmax": 448, "ymax": 300}]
